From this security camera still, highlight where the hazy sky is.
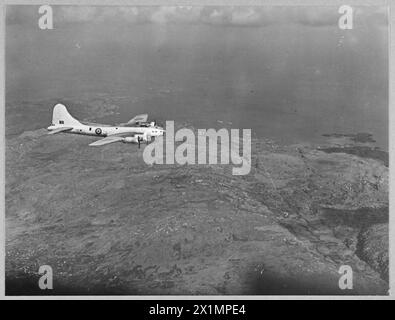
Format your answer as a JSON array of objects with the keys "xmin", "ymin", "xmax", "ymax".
[{"xmin": 6, "ymin": 5, "xmax": 387, "ymax": 27}]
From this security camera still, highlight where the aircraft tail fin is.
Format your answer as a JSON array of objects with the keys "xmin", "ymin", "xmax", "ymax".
[{"xmin": 52, "ymin": 103, "xmax": 82, "ymax": 126}]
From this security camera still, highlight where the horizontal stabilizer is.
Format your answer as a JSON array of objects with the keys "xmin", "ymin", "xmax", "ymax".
[
  {"xmin": 89, "ymin": 136, "xmax": 125, "ymax": 146},
  {"xmin": 47, "ymin": 127, "xmax": 73, "ymax": 135}
]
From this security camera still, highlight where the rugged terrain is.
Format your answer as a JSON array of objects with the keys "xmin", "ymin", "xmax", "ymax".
[{"xmin": 5, "ymin": 98, "xmax": 389, "ymax": 295}]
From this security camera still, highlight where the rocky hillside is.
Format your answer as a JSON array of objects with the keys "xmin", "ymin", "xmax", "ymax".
[{"xmin": 5, "ymin": 100, "xmax": 389, "ymax": 295}]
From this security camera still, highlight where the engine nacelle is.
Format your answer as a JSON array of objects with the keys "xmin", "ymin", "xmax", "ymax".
[{"xmin": 124, "ymin": 136, "xmax": 138, "ymax": 143}]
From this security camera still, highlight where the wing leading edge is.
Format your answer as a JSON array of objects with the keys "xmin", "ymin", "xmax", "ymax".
[
  {"xmin": 119, "ymin": 114, "xmax": 148, "ymax": 126},
  {"xmin": 89, "ymin": 136, "xmax": 125, "ymax": 146},
  {"xmin": 89, "ymin": 132, "xmax": 143, "ymax": 146}
]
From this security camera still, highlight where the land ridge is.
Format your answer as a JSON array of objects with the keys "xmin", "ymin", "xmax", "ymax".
[{"xmin": 5, "ymin": 123, "xmax": 389, "ymax": 295}]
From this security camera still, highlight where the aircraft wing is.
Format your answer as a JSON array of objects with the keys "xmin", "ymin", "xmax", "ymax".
[
  {"xmin": 89, "ymin": 136, "xmax": 125, "ymax": 147},
  {"xmin": 119, "ymin": 114, "xmax": 148, "ymax": 126},
  {"xmin": 47, "ymin": 127, "xmax": 73, "ymax": 135}
]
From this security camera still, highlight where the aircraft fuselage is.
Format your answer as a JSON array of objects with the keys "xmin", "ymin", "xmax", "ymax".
[
  {"xmin": 47, "ymin": 103, "xmax": 164, "ymax": 146},
  {"xmin": 47, "ymin": 123, "xmax": 163, "ymax": 137}
]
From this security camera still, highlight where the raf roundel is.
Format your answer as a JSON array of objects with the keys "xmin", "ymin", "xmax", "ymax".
[{"xmin": 95, "ymin": 128, "xmax": 102, "ymax": 135}]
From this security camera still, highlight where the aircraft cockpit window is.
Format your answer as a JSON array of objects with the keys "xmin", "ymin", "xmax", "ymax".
[{"xmin": 59, "ymin": 120, "xmax": 64, "ymax": 124}]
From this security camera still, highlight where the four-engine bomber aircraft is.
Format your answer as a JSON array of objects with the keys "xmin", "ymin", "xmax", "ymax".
[{"xmin": 47, "ymin": 103, "xmax": 165, "ymax": 147}]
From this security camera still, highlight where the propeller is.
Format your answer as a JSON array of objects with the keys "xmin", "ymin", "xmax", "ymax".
[{"xmin": 144, "ymin": 132, "xmax": 151, "ymax": 144}]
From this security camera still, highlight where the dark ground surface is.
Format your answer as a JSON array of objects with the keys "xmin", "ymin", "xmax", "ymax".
[{"xmin": 5, "ymin": 99, "xmax": 389, "ymax": 295}]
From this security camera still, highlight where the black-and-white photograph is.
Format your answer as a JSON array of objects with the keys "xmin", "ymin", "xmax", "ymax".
[{"xmin": 4, "ymin": 4, "xmax": 389, "ymax": 296}]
